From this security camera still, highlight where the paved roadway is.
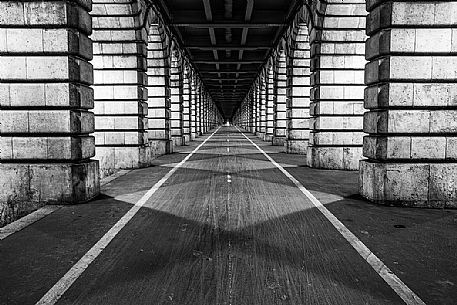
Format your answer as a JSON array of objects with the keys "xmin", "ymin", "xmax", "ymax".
[{"xmin": 1, "ymin": 126, "xmax": 456, "ymax": 305}]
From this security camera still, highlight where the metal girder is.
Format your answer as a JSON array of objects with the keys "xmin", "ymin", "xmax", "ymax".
[
  {"xmin": 194, "ymin": 60, "xmax": 263, "ymax": 64},
  {"xmin": 187, "ymin": 46, "xmax": 270, "ymax": 51},
  {"xmin": 153, "ymin": 0, "xmax": 296, "ymax": 119},
  {"xmin": 172, "ymin": 23, "xmax": 285, "ymax": 28}
]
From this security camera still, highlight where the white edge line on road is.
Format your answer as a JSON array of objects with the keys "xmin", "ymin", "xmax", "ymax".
[
  {"xmin": 235, "ymin": 127, "xmax": 426, "ymax": 305},
  {"xmin": 0, "ymin": 205, "xmax": 62, "ymax": 240},
  {"xmin": 35, "ymin": 127, "xmax": 221, "ymax": 305}
]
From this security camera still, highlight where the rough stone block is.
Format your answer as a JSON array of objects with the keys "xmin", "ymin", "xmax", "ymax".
[
  {"xmin": 0, "ymin": 160, "xmax": 99, "ymax": 226},
  {"xmin": 286, "ymin": 140, "xmax": 308, "ymax": 155},
  {"xmin": 307, "ymin": 146, "xmax": 362, "ymax": 170},
  {"xmin": 360, "ymin": 160, "xmax": 457, "ymax": 208}
]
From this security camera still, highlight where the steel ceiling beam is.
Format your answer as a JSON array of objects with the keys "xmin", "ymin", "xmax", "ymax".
[
  {"xmin": 194, "ymin": 60, "xmax": 263, "ymax": 64},
  {"xmin": 187, "ymin": 46, "xmax": 270, "ymax": 51},
  {"xmin": 171, "ymin": 23, "xmax": 285, "ymax": 28}
]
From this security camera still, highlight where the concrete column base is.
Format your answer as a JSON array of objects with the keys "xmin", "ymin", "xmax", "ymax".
[
  {"xmin": 0, "ymin": 161, "xmax": 100, "ymax": 226},
  {"xmin": 306, "ymin": 146, "xmax": 362, "ymax": 170},
  {"xmin": 145, "ymin": 139, "xmax": 173, "ymax": 159},
  {"xmin": 183, "ymin": 135, "xmax": 191, "ymax": 144},
  {"xmin": 257, "ymin": 132, "xmax": 265, "ymax": 140},
  {"xmin": 264, "ymin": 134, "xmax": 273, "ymax": 142},
  {"xmin": 191, "ymin": 133, "xmax": 197, "ymax": 141},
  {"xmin": 96, "ymin": 141, "xmax": 172, "ymax": 178},
  {"xmin": 360, "ymin": 160, "xmax": 457, "ymax": 208},
  {"xmin": 287, "ymin": 140, "xmax": 308, "ymax": 155},
  {"xmin": 172, "ymin": 136, "xmax": 185, "ymax": 147},
  {"xmin": 272, "ymin": 136, "xmax": 286, "ymax": 146}
]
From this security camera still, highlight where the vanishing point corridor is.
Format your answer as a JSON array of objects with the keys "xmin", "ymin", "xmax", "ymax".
[
  {"xmin": 1, "ymin": 127, "xmax": 456, "ymax": 305},
  {"xmin": 2, "ymin": 0, "xmax": 457, "ymax": 304}
]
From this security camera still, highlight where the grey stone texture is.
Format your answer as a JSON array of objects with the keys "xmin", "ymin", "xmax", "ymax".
[
  {"xmin": 0, "ymin": 0, "xmax": 99, "ymax": 226},
  {"xmin": 287, "ymin": 24, "xmax": 311, "ymax": 155},
  {"xmin": 360, "ymin": 0, "xmax": 457, "ymax": 207}
]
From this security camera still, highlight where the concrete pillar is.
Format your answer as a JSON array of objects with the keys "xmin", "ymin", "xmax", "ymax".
[
  {"xmin": 243, "ymin": 99, "xmax": 249, "ymax": 131},
  {"xmin": 0, "ymin": 0, "xmax": 99, "ymax": 226},
  {"xmin": 265, "ymin": 65, "xmax": 275, "ymax": 142},
  {"xmin": 273, "ymin": 51, "xmax": 288, "ymax": 146},
  {"xmin": 190, "ymin": 75, "xmax": 197, "ymax": 140},
  {"xmin": 308, "ymin": 2, "xmax": 366, "ymax": 169},
  {"xmin": 201, "ymin": 92, "xmax": 207, "ymax": 134},
  {"xmin": 182, "ymin": 65, "xmax": 191, "ymax": 144},
  {"xmin": 360, "ymin": 1, "xmax": 457, "ymax": 208},
  {"xmin": 196, "ymin": 85, "xmax": 202, "ymax": 135},
  {"xmin": 205, "ymin": 95, "xmax": 210, "ymax": 132},
  {"xmin": 146, "ymin": 23, "xmax": 172, "ymax": 158},
  {"xmin": 170, "ymin": 47, "xmax": 184, "ymax": 146},
  {"xmin": 248, "ymin": 93, "xmax": 255, "ymax": 134},
  {"xmin": 91, "ymin": 1, "xmax": 150, "ymax": 177},
  {"xmin": 258, "ymin": 75, "xmax": 267, "ymax": 140},
  {"xmin": 254, "ymin": 86, "xmax": 260, "ymax": 134},
  {"xmin": 287, "ymin": 25, "xmax": 311, "ymax": 154}
]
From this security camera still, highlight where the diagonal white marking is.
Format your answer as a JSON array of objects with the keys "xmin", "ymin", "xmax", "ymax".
[
  {"xmin": 235, "ymin": 127, "xmax": 426, "ymax": 305},
  {"xmin": 0, "ymin": 206, "xmax": 62, "ymax": 240},
  {"xmin": 35, "ymin": 127, "xmax": 221, "ymax": 305}
]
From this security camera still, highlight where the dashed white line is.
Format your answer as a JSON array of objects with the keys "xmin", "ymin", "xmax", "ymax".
[
  {"xmin": 235, "ymin": 127, "xmax": 426, "ymax": 305},
  {"xmin": 35, "ymin": 127, "xmax": 221, "ymax": 305},
  {"xmin": 227, "ymin": 174, "xmax": 232, "ymax": 183},
  {"xmin": 227, "ymin": 147, "xmax": 230, "ymax": 153}
]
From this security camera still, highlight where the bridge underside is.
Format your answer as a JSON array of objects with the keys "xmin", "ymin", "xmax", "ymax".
[{"xmin": 1, "ymin": 0, "xmax": 457, "ymax": 303}]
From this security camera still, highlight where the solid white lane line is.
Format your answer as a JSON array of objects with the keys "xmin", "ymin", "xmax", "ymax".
[
  {"xmin": 0, "ymin": 206, "xmax": 62, "ymax": 240},
  {"xmin": 235, "ymin": 127, "xmax": 426, "ymax": 305},
  {"xmin": 36, "ymin": 127, "xmax": 221, "ymax": 305}
]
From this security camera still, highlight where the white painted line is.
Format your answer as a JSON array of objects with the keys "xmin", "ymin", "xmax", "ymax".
[
  {"xmin": 36, "ymin": 127, "xmax": 221, "ymax": 305},
  {"xmin": 227, "ymin": 147, "xmax": 230, "ymax": 153},
  {"xmin": 0, "ymin": 205, "xmax": 62, "ymax": 240},
  {"xmin": 235, "ymin": 127, "xmax": 426, "ymax": 305},
  {"xmin": 227, "ymin": 174, "xmax": 232, "ymax": 183}
]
